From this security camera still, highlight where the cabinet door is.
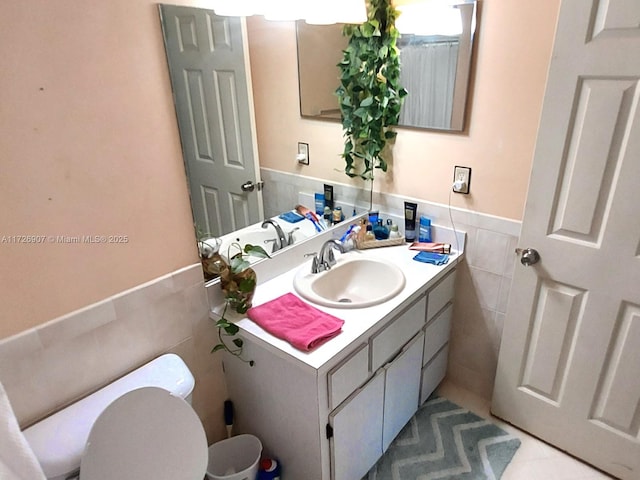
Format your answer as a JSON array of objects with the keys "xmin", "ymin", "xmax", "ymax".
[
  {"xmin": 329, "ymin": 371, "xmax": 385, "ymax": 480},
  {"xmin": 382, "ymin": 332, "xmax": 424, "ymax": 451}
]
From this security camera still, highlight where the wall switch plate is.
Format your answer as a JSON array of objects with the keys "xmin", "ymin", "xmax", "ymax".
[
  {"xmin": 297, "ymin": 142, "xmax": 309, "ymax": 165},
  {"xmin": 453, "ymin": 166, "xmax": 471, "ymax": 194}
]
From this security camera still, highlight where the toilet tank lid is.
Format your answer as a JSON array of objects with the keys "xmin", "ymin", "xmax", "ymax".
[{"xmin": 22, "ymin": 354, "xmax": 195, "ymax": 479}]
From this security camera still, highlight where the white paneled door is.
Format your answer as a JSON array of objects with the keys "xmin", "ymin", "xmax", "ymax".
[
  {"xmin": 491, "ymin": 1, "xmax": 640, "ymax": 479},
  {"xmin": 159, "ymin": 5, "xmax": 263, "ymax": 237}
]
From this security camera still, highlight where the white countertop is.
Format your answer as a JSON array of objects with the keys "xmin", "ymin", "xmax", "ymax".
[{"xmin": 228, "ymin": 244, "xmax": 462, "ymax": 371}]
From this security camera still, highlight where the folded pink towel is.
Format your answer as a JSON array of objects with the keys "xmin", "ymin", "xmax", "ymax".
[{"xmin": 247, "ymin": 293, "xmax": 344, "ymax": 351}]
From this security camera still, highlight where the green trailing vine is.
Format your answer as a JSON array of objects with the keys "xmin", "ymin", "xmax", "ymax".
[
  {"xmin": 204, "ymin": 243, "xmax": 270, "ymax": 366},
  {"xmin": 336, "ymin": 0, "xmax": 407, "ymax": 180}
]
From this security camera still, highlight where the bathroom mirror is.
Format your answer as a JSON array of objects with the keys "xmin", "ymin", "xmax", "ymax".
[
  {"xmin": 159, "ymin": 4, "xmax": 375, "ymax": 286},
  {"xmin": 296, "ymin": 0, "xmax": 477, "ymax": 131}
]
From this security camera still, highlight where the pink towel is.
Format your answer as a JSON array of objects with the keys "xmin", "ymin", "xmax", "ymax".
[{"xmin": 247, "ymin": 293, "xmax": 344, "ymax": 351}]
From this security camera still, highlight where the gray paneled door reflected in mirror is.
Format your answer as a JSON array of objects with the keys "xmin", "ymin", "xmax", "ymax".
[
  {"xmin": 159, "ymin": 4, "xmax": 264, "ymax": 239},
  {"xmin": 296, "ymin": 0, "xmax": 477, "ymax": 131}
]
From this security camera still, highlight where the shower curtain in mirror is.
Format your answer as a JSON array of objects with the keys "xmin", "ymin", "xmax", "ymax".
[{"xmin": 399, "ymin": 41, "xmax": 459, "ymax": 129}]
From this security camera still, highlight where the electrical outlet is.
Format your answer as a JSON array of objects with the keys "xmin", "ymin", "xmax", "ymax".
[
  {"xmin": 297, "ymin": 142, "xmax": 309, "ymax": 165},
  {"xmin": 453, "ymin": 166, "xmax": 471, "ymax": 194}
]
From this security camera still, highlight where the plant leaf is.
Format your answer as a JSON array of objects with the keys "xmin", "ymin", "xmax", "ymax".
[
  {"xmin": 238, "ymin": 276, "xmax": 256, "ymax": 293},
  {"xmin": 224, "ymin": 323, "xmax": 239, "ymax": 335},
  {"xmin": 230, "ymin": 256, "xmax": 250, "ymax": 274},
  {"xmin": 244, "ymin": 244, "xmax": 270, "ymax": 259}
]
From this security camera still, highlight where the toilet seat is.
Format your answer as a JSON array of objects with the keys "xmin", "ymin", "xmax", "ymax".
[{"xmin": 80, "ymin": 387, "xmax": 208, "ymax": 480}]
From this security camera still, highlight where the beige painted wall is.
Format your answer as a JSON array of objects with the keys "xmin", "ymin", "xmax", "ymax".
[
  {"xmin": 0, "ymin": 0, "xmax": 218, "ymax": 339},
  {"xmin": 249, "ymin": 0, "xmax": 561, "ymax": 221}
]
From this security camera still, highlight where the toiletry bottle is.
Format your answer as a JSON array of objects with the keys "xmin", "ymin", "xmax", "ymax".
[
  {"xmin": 365, "ymin": 224, "xmax": 375, "ymax": 241},
  {"xmin": 323, "ymin": 206, "xmax": 332, "ymax": 226},
  {"xmin": 357, "ymin": 219, "xmax": 367, "ymax": 244},
  {"xmin": 373, "ymin": 219, "xmax": 390, "ymax": 240},
  {"xmin": 389, "ymin": 224, "xmax": 401, "ymax": 239},
  {"xmin": 324, "ymin": 184, "xmax": 334, "ymax": 210},
  {"xmin": 404, "ymin": 202, "xmax": 417, "ymax": 242},
  {"xmin": 419, "ymin": 216, "xmax": 432, "ymax": 243},
  {"xmin": 258, "ymin": 458, "xmax": 281, "ymax": 480},
  {"xmin": 315, "ymin": 193, "xmax": 325, "ymax": 215},
  {"xmin": 332, "ymin": 206, "xmax": 343, "ymax": 224}
]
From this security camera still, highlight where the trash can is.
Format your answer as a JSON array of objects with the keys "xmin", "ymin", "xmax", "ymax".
[{"xmin": 206, "ymin": 434, "xmax": 262, "ymax": 480}]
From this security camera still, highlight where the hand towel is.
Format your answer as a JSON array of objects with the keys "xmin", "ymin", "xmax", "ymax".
[
  {"xmin": 0, "ymin": 381, "xmax": 46, "ymax": 480},
  {"xmin": 247, "ymin": 293, "xmax": 344, "ymax": 351},
  {"xmin": 412, "ymin": 251, "xmax": 450, "ymax": 265}
]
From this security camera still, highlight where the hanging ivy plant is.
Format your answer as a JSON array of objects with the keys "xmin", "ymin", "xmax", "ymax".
[{"xmin": 336, "ymin": 0, "xmax": 407, "ymax": 180}]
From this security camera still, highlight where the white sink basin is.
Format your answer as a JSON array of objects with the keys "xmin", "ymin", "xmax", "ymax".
[{"xmin": 293, "ymin": 257, "xmax": 406, "ymax": 308}]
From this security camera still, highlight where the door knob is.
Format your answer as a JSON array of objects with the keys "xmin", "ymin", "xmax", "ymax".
[
  {"xmin": 516, "ymin": 248, "xmax": 540, "ymax": 266},
  {"xmin": 241, "ymin": 181, "xmax": 264, "ymax": 192}
]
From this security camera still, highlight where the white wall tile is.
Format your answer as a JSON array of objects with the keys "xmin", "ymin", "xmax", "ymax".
[
  {"xmin": 172, "ymin": 264, "xmax": 205, "ymax": 290},
  {"xmin": 0, "ymin": 328, "xmax": 43, "ymax": 358},
  {"xmin": 469, "ymin": 267, "xmax": 502, "ymax": 311},
  {"xmin": 497, "ymin": 275, "xmax": 513, "ymax": 314},
  {"xmin": 504, "ymin": 234, "xmax": 520, "ymax": 277},
  {"xmin": 37, "ymin": 299, "xmax": 116, "ymax": 348},
  {"xmin": 471, "ymin": 229, "xmax": 510, "ymax": 274}
]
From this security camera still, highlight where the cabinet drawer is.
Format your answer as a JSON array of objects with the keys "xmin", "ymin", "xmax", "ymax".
[
  {"xmin": 419, "ymin": 345, "xmax": 449, "ymax": 404},
  {"xmin": 328, "ymin": 343, "xmax": 369, "ymax": 410},
  {"xmin": 423, "ymin": 304, "xmax": 452, "ymax": 367},
  {"xmin": 426, "ymin": 269, "xmax": 456, "ymax": 321},
  {"xmin": 371, "ymin": 296, "xmax": 427, "ymax": 372}
]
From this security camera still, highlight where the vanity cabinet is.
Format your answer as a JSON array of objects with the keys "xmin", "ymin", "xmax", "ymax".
[
  {"xmin": 224, "ymin": 267, "xmax": 456, "ymax": 480},
  {"xmin": 329, "ymin": 331, "xmax": 424, "ymax": 480}
]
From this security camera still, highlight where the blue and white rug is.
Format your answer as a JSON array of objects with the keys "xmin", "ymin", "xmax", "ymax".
[{"xmin": 364, "ymin": 396, "xmax": 521, "ymax": 480}]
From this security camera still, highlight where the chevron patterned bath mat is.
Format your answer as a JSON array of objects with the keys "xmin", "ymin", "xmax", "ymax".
[{"xmin": 364, "ymin": 396, "xmax": 521, "ymax": 480}]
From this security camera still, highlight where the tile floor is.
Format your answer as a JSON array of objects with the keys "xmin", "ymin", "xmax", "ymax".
[{"xmin": 437, "ymin": 381, "xmax": 615, "ymax": 480}]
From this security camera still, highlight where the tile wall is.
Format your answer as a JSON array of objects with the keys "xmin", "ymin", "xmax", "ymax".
[
  {"xmin": 261, "ymin": 167, "xmax": 521, "ymax": 399},
  {"xmin": 0, "ymin": 264, "xmax": 227, "ymax": 442}
]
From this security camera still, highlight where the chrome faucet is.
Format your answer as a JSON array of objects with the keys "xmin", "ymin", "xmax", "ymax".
[
  {"xmin": 310, "ymin": 239, "xmax": 345, "ymax": 273},
  {"xmin": 287, "ymin": 227, "xmax": 300, "ymax": 246},
  {"xmin": 261, "ymin": 219, "xmax": 287, "ymax": 251}
]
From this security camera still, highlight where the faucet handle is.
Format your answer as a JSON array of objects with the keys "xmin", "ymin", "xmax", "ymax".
[
  {"xmin": 325, "ymin": 248, "xmax": 336, "ymax": 267},
  {"xmin": 287, "ymin": 227, "xmax": 300, "ymax": 246},
  {"xmin": 304, "ymin": 253, "xmax": 319, "ymax": 274}
]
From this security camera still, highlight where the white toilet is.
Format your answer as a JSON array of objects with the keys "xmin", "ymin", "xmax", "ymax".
[{"xmin": 22, "ymin": 354, "xmax": 208, "ymax": 480}]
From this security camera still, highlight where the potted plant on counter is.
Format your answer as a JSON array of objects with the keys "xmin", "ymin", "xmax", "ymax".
[{"xmin": 198, "ymin": 238, "xmax": 270, "ymax": 365}]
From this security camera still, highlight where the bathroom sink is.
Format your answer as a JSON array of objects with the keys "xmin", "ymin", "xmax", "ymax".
[{"xmin": 293, "ymin": 257, "xmax": 406, "ymax": 308}]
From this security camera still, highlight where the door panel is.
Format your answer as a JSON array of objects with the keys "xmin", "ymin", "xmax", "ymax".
[
  {"xmin": 160, "ymin": 5, "xmax": 262, "ymax": 237},
  {"xmin": 520, "ymin": 281, "xmax": 585, "ymax": 402},
  {"xmin": 491, "ymin": 0, "xmax": 640, "ymax": 478},
  {"xmin": 550, "ymin": 78, "xmax": 636, "ymax": 244},
  {"xmin": 591, "ymin": 302, "xmax": 640, "ymax": 437}
]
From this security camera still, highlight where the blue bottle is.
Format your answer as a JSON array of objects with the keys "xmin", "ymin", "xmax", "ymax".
[
  {"xmin": 373, "ymin": 219, "xmax": 390, "ymax": 240},
  {"xmin": 257, "ymin": 458, "xmax": 281, "ymax": 480},
  {"xmin": 419, "ymin": 216, "xmax": 432, "ymax": 243}
]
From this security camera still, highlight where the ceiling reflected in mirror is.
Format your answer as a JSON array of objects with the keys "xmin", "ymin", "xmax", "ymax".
[{"xmin": 208, "ymin": 0, "xmax": 367, "ymax": 24}]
